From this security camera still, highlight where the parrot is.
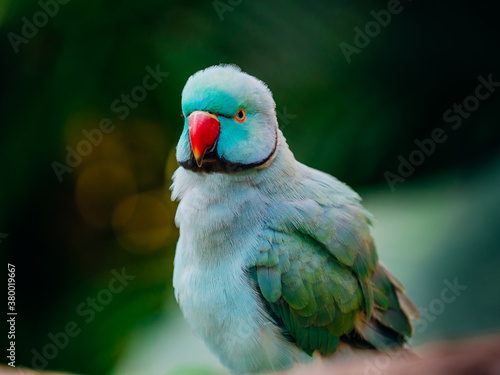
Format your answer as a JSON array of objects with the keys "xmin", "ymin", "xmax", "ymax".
[{"xmin": 171, "ymin": 64, "xmax": 418, "ymax": 374}]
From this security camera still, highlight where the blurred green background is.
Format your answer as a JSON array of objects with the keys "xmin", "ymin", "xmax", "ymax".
[{"xmin": 1, "ymin": 0, "xmax": 500, "ymax": 374}]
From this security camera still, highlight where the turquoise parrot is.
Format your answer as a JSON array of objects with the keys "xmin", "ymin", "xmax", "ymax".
[{"xmin": 171, "ymin": 65, "xmax": 418, "ymax": 374}]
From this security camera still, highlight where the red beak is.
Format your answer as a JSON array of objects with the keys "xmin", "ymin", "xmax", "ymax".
[{"xmin": 188, "ymin": 111, "xmax": 221, "ymax": 167}]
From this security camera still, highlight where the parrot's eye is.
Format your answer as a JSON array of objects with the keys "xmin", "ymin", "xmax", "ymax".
[{"xmin": 234, "ymin": 108, "xmax": 246, "ymax": 123}]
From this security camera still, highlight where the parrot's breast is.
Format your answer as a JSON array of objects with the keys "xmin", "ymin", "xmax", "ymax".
[{"xmin": 172, "ymin": 169, "xmax": 307, "ymax": 373}]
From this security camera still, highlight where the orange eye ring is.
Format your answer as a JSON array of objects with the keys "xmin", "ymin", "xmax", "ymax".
[{"xmin": 234, "ymin": 108, "xmax": 246, "ymax": 123}]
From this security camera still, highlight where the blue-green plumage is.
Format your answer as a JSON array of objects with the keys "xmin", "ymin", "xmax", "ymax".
[{"xmin": 172, "ymin": 65, "xmax": 418, "ymax": 374}]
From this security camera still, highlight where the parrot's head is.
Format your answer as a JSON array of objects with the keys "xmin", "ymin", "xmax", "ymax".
[{"xmin": 176, "ymin": 64, "xmax": 278, "ymax": 173}]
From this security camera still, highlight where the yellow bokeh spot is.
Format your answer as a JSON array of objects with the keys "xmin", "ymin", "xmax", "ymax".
[
  {"xmin": 76, "ymin": 162, "xmax": 137, "ymax": 229},
  {"xmin": 112, "ymin": 192, "xmax": 174, "ymax": 254}
]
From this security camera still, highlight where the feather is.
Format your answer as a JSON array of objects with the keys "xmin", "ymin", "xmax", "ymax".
[
  {"xmin": 396, "ymin": 289, "xmax": 420, "ymax": 321},
  {"xmin": 257, "ymin": 266, "xmax": 281, "ymax": 303},
  {"xmin": 361, "ymin": 281, "xmax": 374, "ymax": 320},
  {"xmin": 373, "ymin": 308, "xmax": 413, "ymax": 338},
  {"xmin": 354, "ymin": 314, "xmax": 404, "ymax": 350}
]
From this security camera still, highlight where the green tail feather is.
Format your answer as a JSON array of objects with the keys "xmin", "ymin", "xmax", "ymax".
[{"xmin": 353, "ymin": 263, "xmax": 417, "ymax": 349}]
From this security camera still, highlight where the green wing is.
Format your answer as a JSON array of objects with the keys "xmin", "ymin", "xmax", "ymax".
[{"xmin": 251, "ymin": 198, "xmax": 418, "ymax": 355}]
